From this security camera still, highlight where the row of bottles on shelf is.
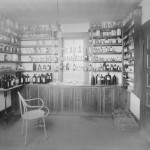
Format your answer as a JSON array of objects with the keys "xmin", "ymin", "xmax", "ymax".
[
  {"xmin": 124, "ymin": 64, "xmax": 134, "ymax": 72},
  {"xmin": 0, "ymin": 43, "xmax": 19, "ymax": 53},
  {"xmin": 64, "ymin": 62, "xmax": 87, "ymax": 71},
  {"xmin": 123, "ymin": 29, "xmax": 134, "ymax": 40},
  {"xmin": 90, "ymin": 55, "xmax": 122, "ymax": 62},
  {"xmin": 89, "ymin": 46, "xmax": 122, "ymax": 54},
  {"xmin": 0, "ymin": 34, "xmax": 19, "ymax": 44},
  {"xmin": 0, "ymin": 73, "xmax": 53, "ymax": 89},
  {"xmin": 124, "ymin": 59, "xmax": 134, "ymax": 66},
  {"xmin": 89, "ymin": 62, "xmax": 121, "ymax": 72},
  {"xmin": 124, "ymin": 52, "xmax": 134, "ymax": 59},
  {"xmin": 123, "ymin": 73, "xmax": 134, "ymax": 81},
  {"xmin": 33, "ymin": 63, "xmax": 58, "ymax": 71},
  {"xmin": 90, "ymin": 28, "xmax": 122, "ymax": 37},
  {"xmin": 23, "ymin": 24, "xmax": 59, "ymax": 32},
  {"xmin": 91, "ymin": 73, "xmax": 117, "ymax": 86},
  {"xmin": 63, "ymin": 54, "xmax": 86, "ymax": 61},
  {"xmin": 21, "ymin": 33, "xmax": 58, "ymax": 39},
  {"xmin": 21, "ymin": 39, "xmax": 59, "ymax": 46},
  {"xmin": 89, "ymin": 21, "xmax": 122, "ymax": 29},
  {"xmin": 21, "ymin": 55, "xmax": 58, "ymax": 62},
  {"xmin": 64, "ymin": 46, "xmax": 83, "ymax": 53},
  {"xmin": 123, "ymin": 36, "xmax": 134, "ymax": 46},
  {"xmin": 90, "ymin": 38, "xmax": 122, "ymax": 45},
  {"xmin": 0, "ymin": 53, "xmax": 18, "ymax": 62},
  {"xmin": 21, "ymin": 47, "xmax": 59, "ymax": 54}
]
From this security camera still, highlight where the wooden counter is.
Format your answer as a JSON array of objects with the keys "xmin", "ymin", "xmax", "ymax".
[{"xmin": 20, "ymin": 84, "xmax": 130, "ymax": 117}]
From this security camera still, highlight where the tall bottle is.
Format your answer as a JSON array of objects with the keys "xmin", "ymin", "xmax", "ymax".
[
  {"xmin": 27, "ymin": 74, "xmax": 30, "ymax": 84},
  {"xmin": 32, "ymin": 74, "xmax": 37, "ymax": 84},
  {"xmin": 97, "ymin": 74, "xmax": 101, "ymax": 85},
  {"xmin": 100, "ymin": 74, "xmax": 104, "ymax": 85},
  {"xmin": 103, "ymin": 62, "xmax": 107, "ymax": 71},
  {"xmin": 50, "ymin": 73, "xmax": 53, "ymax": 82},
  {"xmin": 33, "ymin": 63, "xmax": 37, "ymax": 71},
  {"xmin": 112, "ymin": 74, "xmax": 117, "ymax": 85},
  {"xmin": 106, "ymin": 73, "xmax": 111, "ymax": 85},
  {"xmin": 37, "ymin": 74, "xmax": 41, "ymax": 84},
  {"xmin": 95, "ymin": 74, "xmax": 98, "ymax": 85},
  {"xmin": 91, "ymin": 75, "xmax": 95, "ymax": 86},
  {"xmin": 38, "ymin": 64, "xmax": 41, "ymax": 71}
]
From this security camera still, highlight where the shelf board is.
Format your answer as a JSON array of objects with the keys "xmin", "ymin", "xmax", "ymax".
[
  {"xmin": 22, "ymin": 30, "xmax": 57, "ymax": 34},
  {"xmin": 21, "ymin": 61, "xmax": 58, "ymax": 63},
  {"xmin": 21, "ymin": 45, "xmax": 58, "ymax": 48},
  {"xmin": 0, "ymin": 70, "xmax": 23, "ymax": 73},
  {"xmin": 92, "ymin": 43, "xmax": 122, "ymax": 46},
  {"xmin": 92, "ymin": 52, "xmax": 122, "ymax": 55},
  {"xmin": 91, "ymin": 70, "xmax": 122, "ymax": 72},
  {"xmin": 0, "ymin": 61, "xmax": 19, "ymax": 63},
  {"xmin": 123, "ymin": 71, "xmax": 134, "ymax": 74},
  {"xmin": 63, "ymin": 60, "xmax": 85, "ymax": 62},
  {"xmin": 21, "ymin": 53, "xmax": 58, "ymax": 55},
  {"xmin": 90, "ymin": 61, "xmax": 122, "ymax": 63},
  {"xmin": 124, "ymin": 57, "xmax": 134, "ymax": 60},
  {"xmin": 90, "ymin": 27, "xmax": 122, "ymax": 31},
  {"xmin": 92, "ymin": 35, "xmax": 122, "ymax": 39},
  {"xmin": 21, "ymin": 37, "xmax": 57, "ymax": 41},
  {"xmin": 22, "ymin": 70, "xmax": 58, "ymax": 72},
  {"xmin": 124, "ymin": 49, "xmax": 134, "ymax": 53},
  {"xmin": 0, "ymin": 50, "xmax": 20, "ymax": 54},
  {"xmin": 0, "ymin": 30, "xmax": 20, "ymax": 38},
  {"xmin": 0, "ymin": 39, "xmax": 20, "ymax": 47}
]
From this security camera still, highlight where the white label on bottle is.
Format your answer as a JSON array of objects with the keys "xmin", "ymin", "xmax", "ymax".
[
  {"xmin": 37, "ymin": 78, "xmax": 40, "ymax": 83},
  {"xmin": 33, "ymin": 78, "xmax": 35, "ymax": 82},
  {"xmin": 21, "ymin": 78, "xmax": 23, "ymax": 83}
]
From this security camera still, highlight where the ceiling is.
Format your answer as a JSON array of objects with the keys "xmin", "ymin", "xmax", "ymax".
[{"xmin": 0, "ymin": 0, "xmax": 142, "ymax": 25}]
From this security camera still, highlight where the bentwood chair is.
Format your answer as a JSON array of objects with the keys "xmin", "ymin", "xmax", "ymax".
[{"xmin": 18, "ymin": 92, "xmax": 49, "ymax": 145}]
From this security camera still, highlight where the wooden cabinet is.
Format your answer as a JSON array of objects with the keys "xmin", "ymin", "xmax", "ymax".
[{"xmin": 22, "ymin": 84, "xmax": 129, "ymax": 116}]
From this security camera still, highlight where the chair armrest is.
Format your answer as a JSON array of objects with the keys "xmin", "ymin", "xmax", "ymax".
[
  {"xmin": 25, "ymin": 98, "xmax": 44, "ymax": 110},
  {"xmin": 42, "ymin": 106, "xmax": 49, "ymax": 117}
]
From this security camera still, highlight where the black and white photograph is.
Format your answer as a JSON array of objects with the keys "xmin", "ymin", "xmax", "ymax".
[{"xmin": 0, "ymin": 0, "xmax": 150, "ymax": 149}]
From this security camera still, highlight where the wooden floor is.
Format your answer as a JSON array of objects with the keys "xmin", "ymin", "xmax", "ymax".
[{"xmin": 0, "ymin": 114, "xmax": 150, "ymax": 150}]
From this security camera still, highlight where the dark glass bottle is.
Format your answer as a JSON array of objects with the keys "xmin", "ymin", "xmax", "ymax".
[
  {"xmin": 106, "ymin": 73, "xmax": 111, "ymax": 85},
  {"xmin": 91, "ymin": 75, "xmax": 95, "ymax": 86},
  {"xmin": 37, "ymin": 74, "xmax": 41, "ymax": 84},
  {"xmin": 27, "ymin": 74, "xmax": 30, "ymax": 84},
  {"xmin": 112, "ymin": 74, "xmax": 117, "ymax": 85},
  {"xmin": 95, "ymin": 74, "xmax": 98, "ymax": 85},
  {"xmin": 46, "ymin": 73, "xmax": 50, "ymax": 83},
  {"xmin": 0, "ymin": 78, "xmax": 2, "ymax": 88},
  {"xmin": 3, "ymin": 75, "xmax": 7, "ymax": 89},
  {"xmin": 33, "ymin": 63, "xmax": 36, "ymax": 71},
  {"xmin": 100, "ymin": 74, "xmax": 104, "ymax": 85},
  {"xmin": 32, "ymin": 74, "xmax": 37, "ymax": 84}
]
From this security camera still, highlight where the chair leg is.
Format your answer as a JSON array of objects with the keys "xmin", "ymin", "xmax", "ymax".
[
  {"xmin": 24, "ymin": 120, "xmax": 28, "ymax": 145},
  {"xmin": 43, "ymin": 117, "xmax": 47, "ymax": 138},
  {"xmin": 21, "ymin": 119, "xmax": 24, "ymax": 135}
]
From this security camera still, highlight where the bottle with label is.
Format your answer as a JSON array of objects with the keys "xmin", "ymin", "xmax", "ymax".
[
  {"xmin": 43, "ymin": 64, "xmax": 46, "ymax": 70},
  {"xmin": 103, "ymin": 62, "xmax": 107, "ymax": 71},
  {"xmin": 25, "ymin": 75, "xmax": 28, "ymax": 84},
  {"xmin": 106, "ymin": 73, "xmax": 111, "ymax": 85},
  {"xmin": 32, "ymin": 74, "xmax": 37, "ymax": 84},
  {"xmin": 38, "ymin": 64, "xmax": 41, "ymax": 71},
  {"xmin": 50, "ymin": 73, "xmax": 53, "ymax": 82},
  {"xmin": 27, "ymin": 74, "xmax": 30, "ymax": 84},
  {"xmin": 100, "ymin": 74, "xmax": 104, "ymax": 85},
  {"xmin": 42, "ymin": 74, "xmax": 46, "ymax": 84},
  {"xmin": 10, "ymin": 76, "xmax": 14, "ymax": 87},
  {"xmin": 97, "ymin": 74, "xmax": 101, "ymax": 85},
  {"xmin": 3, "ymin": 75, "xmax": 8, "ymax": 89},
  {"xmin": 73, "ymin": 64, "xmax": 76, "ymax": 71},
  {"xmin": 46, "ymin": 73, "xmax": 50, "ymax": 83},
  {"xmin": 37, "ymin": 74, "xmax": 41, "ymax": 84},
  {"xmin": 95, "ymin": 74, "xmax": 99, "ymax": 85}
]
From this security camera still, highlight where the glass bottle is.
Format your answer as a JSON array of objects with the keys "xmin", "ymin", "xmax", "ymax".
[{"xmin": 91, "ymin": 75, "xmax": 95, "ymax": 86}]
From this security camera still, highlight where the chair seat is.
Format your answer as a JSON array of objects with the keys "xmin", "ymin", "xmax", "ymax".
[{"xmin": 22, "ymin": 110, "xmax": 45, "ymax": 120}]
